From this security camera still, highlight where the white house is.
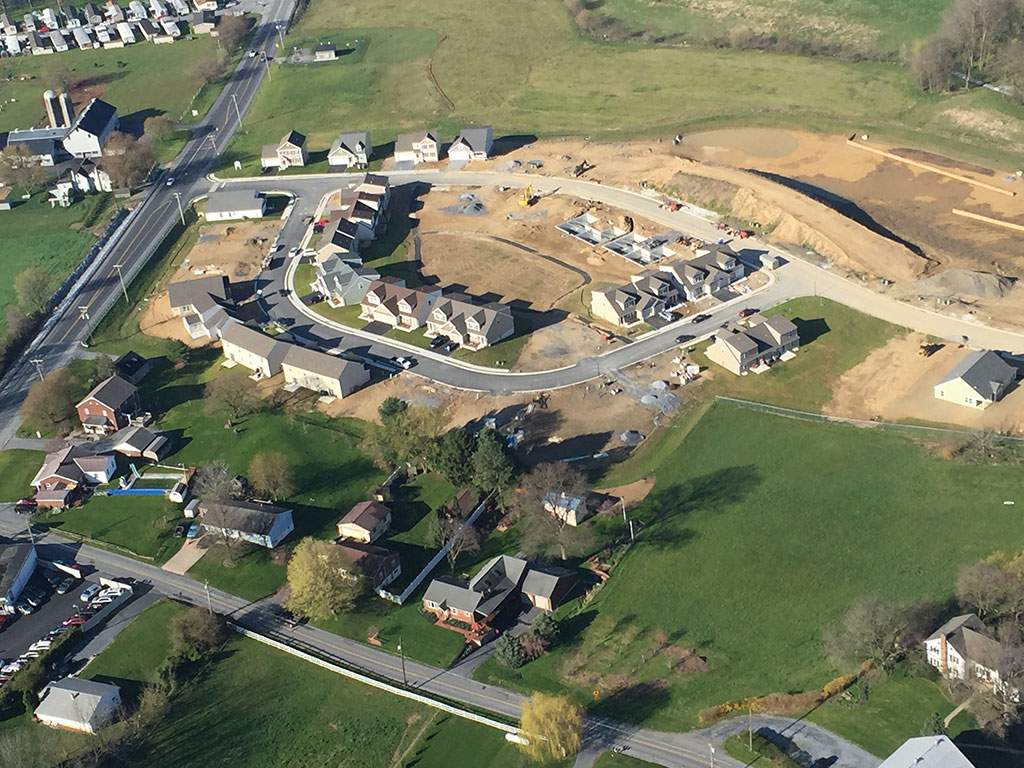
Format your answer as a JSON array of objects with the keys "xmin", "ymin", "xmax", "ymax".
[
  {"xmin": 447, "ymin": 125, "xmax": 493, "ymax": 163},
  {"xmin": 542, "ymin": 491, "xmax": 592, "ymax": 527},
  {"xmin": 934, "ymin": 350, "xmax": 1016, "ymax": 410},
  {"xmin": 281, "ymin": 345, "xmax": 369, "ymax": 399},
  {"xmin": 878, "ymin": 737, "xmax": 976, "ymax": 768},
  {"xmin": 219, "ymin": 321, "xmax": 288, "ymax": 378},
  {"xmin": 199, "ymin": 501, "xmax": 294, "ymax": 548},
  {"xmin": 34, "ymin": 678, "xmax": 122, "ymax": 734},
  {"xmin": 204, "ymin": 189, "xmax": 266, "ymax": 222},
  {"xmin": 327, "ymin": 130, "xmax": 371, "ymax": 168},
  {"xmin": 62, "ymin": 98, "xmax": 118, "ymax": 158},
  {"xmin": 393, "ymin": 130, "xmax": 440, "ymax": 165},
  {"xmin": 924, "ymin": 614, "xmax": 1019, "ymax": 702}
]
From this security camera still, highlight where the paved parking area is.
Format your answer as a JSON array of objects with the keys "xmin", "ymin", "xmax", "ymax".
[{"xmin": 0, "ymin": 581, "xmax": 87, "ymax": 663}]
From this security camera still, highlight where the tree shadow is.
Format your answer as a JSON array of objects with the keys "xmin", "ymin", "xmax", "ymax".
[
  {"xmin": 642, "ymin": 466, "xmax": 762, "ymax": 528},
  {"xmin": 118, "ymin": 107, "xmax": 165, "ymax": 134},
  {"xmin": 590, "ymin": 679, "xmax": 671, "ymax": 721}
]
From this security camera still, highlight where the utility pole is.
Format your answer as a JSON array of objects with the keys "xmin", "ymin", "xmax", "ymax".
[
  {"xmin": 709, "ymin": 743, "xmax": 715, "ymax": 768},
  {"xmin": 620, "ymin": 497, "xmax": 626, "ymax": 523},
  {"xmin": 112, "ymin": 263, "xmax": 129, "ymax": 304},
  {"xmin": 230, "ymin": 93, "xmax": 243, "ymax": 128},
  {"xmin": 749, "ymin": 706, "xmax": 753, "ymax": 751},
  {"xmin": 398, "ymin": 636, "xmax": 408, "ymax": 687},
  {"xmin": 204, "ymin": 579, "xmax": 212, "ymax": 615},
  {"xmin": 29, "ymin": 357, "xmax": 44, "ymax": 382},
  {"xmin": 628, "ymin": 519, "xmax": 635, "ymax": 543},
  {"xmin": 173, "ymin": 192, "xmax": 185, "ymax": 226},
  {"xmin": 263, "ymin": 49, "xmax": 272, "ymax": 81}
]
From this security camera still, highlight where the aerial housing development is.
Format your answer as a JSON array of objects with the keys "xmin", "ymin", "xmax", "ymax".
[{"xmin": 3, "ymin": 0, "xmax": 1024, "ymax": 765}]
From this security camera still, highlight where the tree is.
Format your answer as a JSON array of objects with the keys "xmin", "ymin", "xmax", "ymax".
[
  {"xmin": 193, "ymin": 459, "xmax": 234, "ymax": 502},
  {"xmin": 365, "ymin": 398, "xmax": 446, "ymax": 470},
  {"xmin": 920, "ymin": 712, "xmax": 946, "ymax": 736},
  {"xmin": 204, "ymin": 370, "xmax": 261, "ymax": 419},
  {"xmin": 216, "ymin": 14, "xmax": 248, "ymax": 53},
  {"xmin": 822, "ymin": 594, "xmax": 908, "ymax": 669},
  {"xmin": 20, "ymin": 367, "xmax": 79, "ymax": 434},
  {"xmin": 494, "ymin": 633, "xmax": 527, "ymax": 668},
  {"xmin": 169, "ymin": 607, "xmax": 225, "ymax": 661},
  {"xmin": 284, "ymin": 537, "xmax": 365, "ymax": 620},
  {"xmin": 144, "ymin": 114, "xmax": 176, "ymax": 140},
  {"xmin": 14, "ymin": 268, "xmax": 52, "ymax": 315},
  {"xmin": 193, "ymin": 55, "xmax": 227, "ymax": 86},
  {"xmin": 0, "ymin": 144, "xmax": 48, "ymax": 190},
  {"xmin": 99, "ymin": 131, "xmax": 156, "ymax": 189},
  {"xmin": 518, "ymin": 693, "xmax": 583, "ymax": 761},
  {"xmin": 532, "ymin": 613, "xmax": 559, "ymax": 645},
  {"xmin": 998, "ymin": 39, "xmax": 1024, "ymax": 103},
  {"xmin": 912, "ymin": 36, "xmax": 956, "ymax": 92},
  {"xmin": 378, "ymin": 396, "xmax": 407, "ymax": 422},
  {"xmin": 167, "ymin": 339, "xmax": 191, "ymax": 365},
  {"xmin": 248, "ymin": 451, "xmax": 295, "ymax": 500},
  {"xmin": 431, "ymin": 505, "xmax": 481, "ymax": 571},
  {"xmin": 519, "ymin": 462, "xmax": 595, "ymax": 561},
  {"xmin": 957, "ymin": 561, "xmax": 1013, "ymax": 618},
  {"xmin": 93, "ymin": 354, "xmax": 116, "ymax": 381},
  {"xmin": 472, "ymin": 428, "xmax": 516, "ymax": 492},
  {"xmin": 4, "ymin": 306, "xmax": 33, "ymax": 344},
  {"xmin": 433, "ymin": 429, "xmax": 474, "ymax": 486}
]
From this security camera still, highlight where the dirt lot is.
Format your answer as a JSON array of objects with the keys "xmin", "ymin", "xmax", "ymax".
[
  {"xmin": 140, "ymin": 221, "xmax": 279, "ymax": 345},
  {"xmin": 826, "ymin": 332, "xmax": 1024, "ymax": 433},
  {"xmin": 324, "ymin": 356, "xmax": 687, "ymax": 463}
]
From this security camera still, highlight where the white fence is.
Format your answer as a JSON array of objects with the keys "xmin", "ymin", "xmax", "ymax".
[
  {"xmin": 230, "ymin": 624, "xmax": 516, "ymax": 733},
  {"xmin": 380, "ymin": 491, "xmax": 494, "ymax": 605}
]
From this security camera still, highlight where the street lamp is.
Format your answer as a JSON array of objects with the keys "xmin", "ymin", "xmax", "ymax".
[
  {"xmin": 173, "ymin": 192, "xmax": 185, "ymax": 226},
  {"xmin": 398, "ymin": 636, "xmax": 408, "ymax": 687},
  {"xmin": 112, "ymin": 264, "xmax": 129, "ymax": 304},
  {"xmin": 29, "ymin": 357, "xmax": 45, "ymax": 382}
]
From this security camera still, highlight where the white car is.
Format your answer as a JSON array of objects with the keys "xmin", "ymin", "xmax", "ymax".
[
  {"xmin": 29, "ymin": 641, "xmax": 52, "ymax": 651},
  {"xmin": 392, "ymin": 356, "xmax": 414, "ymax": 370},
  {"xmin": 288, "ymin": 246, "xmax": 300, "ymax": 257},
  {"xmin": 98, "ymin": 587, "xmax": 123, "ymax": 598},
  {"xmin": 91, "ymin": 596, "xmax": 114, "ymax": 606},
  {"xmin": 79, "ymin": 584, "xmax": 102, "ymax": 603}
]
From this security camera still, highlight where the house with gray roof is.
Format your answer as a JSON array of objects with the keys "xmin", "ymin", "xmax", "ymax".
[
  {"xmin": 705, "ymin": 313, "xmax": 799, "ymax": 375},
  {"xmin": 312, "ymin": 254, "xmax": 379, "ymax": 307},
  {"xmin": 447, "ymin": 125, "xmax": 493, "ymax": 163},
  {"xmin": 281, "ymin": 345, "xmax": 369, "ymax": 399},
  {"xmin": 521, "ymin": 565, "xmax": 577, "ymax": 612},
  {"xmin": 934, "ymin": 350, "xmax": 1016, "ymax": 410},
  {"xmin": 316, "ymin": 216, "xmax": 362, "ymax": 263},
  {"xmin": 219, "ymin": 321, "xmax": 289, "ymax": 378},
  {"xmin": 394, "ymin": 129, "xmax": 441, "ymax": 166},
  {"xmin": 204, "ymin": 188, "xmax": 265, "ymax": 222},
  {"xmin": 199, "ymin": 500, "xmax": 294, "ymax": 548},
  {"xmin": 590, "ymin": 271, "xmax": 673, "ymax": 328},
  {"xmin": 31, "ymin": 445, "xmax": 116, "ymax": 508},
  {"xmin": 328, "ymin": 130, "xmax": 371, "ymax": 168},
  {"xmin": 0, "ymin": 543, "xmax": 37, "ymax": 610},
  {"xmin": 261, "ymin": 130, "xmax": 307, "ymax": 169},
  {"xmin": 924, "ymin": 613, "xmax": 1019, "ymax": 702},
  {"xmin": 76, "ymin": 375, "xmax": 141, "ymax": 435},
  {"xmin": 167, "ymin": 274, "xmax": 234, "ymax": 340},
  {"xmin": 542, "ymin": 491, "xmax": 591, "ymax": 527},
  {"xmin": 425, "ymin": 294, "xmax": 514, "ymax": 350},
  {"xmin": 658, "ymin": 244, "xmax": 744, "ymax": 301},
  {"xmin": 34, "ymin": 678, "xmax": 122, "ymax": 734}
]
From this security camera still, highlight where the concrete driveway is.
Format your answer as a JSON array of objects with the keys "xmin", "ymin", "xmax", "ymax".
[{"xmin": 161, "ymin": 538, "xmax": 206, "ymax": 575}]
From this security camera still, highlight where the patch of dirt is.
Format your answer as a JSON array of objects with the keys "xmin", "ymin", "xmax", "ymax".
[
  {"xmin": 825, "ymin": 332, "xmax": 1024, "ymax": 434},
  {"xmin": 596, "ymin": 477, "xmax": 655, "ymax": 508},
  {"xmin": 516, "ymin": 317, "xmax": 612, "ymax": 372}
]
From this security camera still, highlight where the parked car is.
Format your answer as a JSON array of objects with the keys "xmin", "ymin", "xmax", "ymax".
[
  {"xmin": 14, "ymin": 502, "xmax": 35, "ymax": 514},
  {"xmin": 691, "ymin": 313, "xmax": 711, "ymax": 324},
  {"xmin": 675, "ymin": 334, "xmax": 694, "ymax": 344},
  {"xmin": 79, "ymin": 584, "xmax": 102, "ymax": 603},
  {"xmin": 186, "ymin": 523, "xmax": 200, "ymax": 539},
  {"xmin": 91, "ymin": 596, "xmax": 114, "ymax": 606},
  {"xmin": 174, "ymin": 521, "xmax": 188, "ymax": 538},
  {"xmin": 288, "ymin": 246, "xmax": 300, "ymax": 257},
  {"xmin": 15, "ymin": 498, "xmax": 36, "ymax": 508},
  {"xmin": 30, "ymin": 641, "xmax": 52, "ymax": 652},
  {"xmin": 429, "ymin": 335, "xmax": 448, "ymax": 349},
  {"xmin": 658, "ymin": 309, "xmax": 675, "ymax": 322},
  {"xmin": 56, "ymin": 578, "xmax": 76, "ymax": 595},
  {"xmin": 62, "ymin": 615, "xmax": 86, "ymax": 627},
  {"xmin": 391, "ymin": 356, "xmax": 414, "ymax": 369},
  {"xmin": 20, "ymin": 594, "xmax": 41, "ymax": 608},
  {"xmin": 738, "ymin": 307, "xmax": 758, "ymax": 318},
  {"xmin": 442, "ymin": 342, "xmax": 458, "ymax": 353},
  {"xmin": 165, "ymin": 176, "xmax": 175, "ymax": 187},
  {"xmin": 15, "ymin": 602, "xmax": 35, "ymax": 616}
]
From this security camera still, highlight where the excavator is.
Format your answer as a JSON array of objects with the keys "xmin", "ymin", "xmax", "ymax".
[{"xmin": 518, "ymin": 184, "xmax": 535, "ymax": 207}]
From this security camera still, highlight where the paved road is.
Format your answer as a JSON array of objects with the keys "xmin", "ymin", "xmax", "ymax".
[{"xmin": 0, "ymin": 0, "xmax": 297, "ymax": 450}]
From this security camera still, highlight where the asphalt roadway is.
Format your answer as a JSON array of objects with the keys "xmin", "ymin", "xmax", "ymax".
[
  {"xmin": 0, "ymin": 0, "xmax": 297, "ymax": 450},
  {"xmin": 0, "ymin": 507, "xmax": 738, "ymax": 768}
]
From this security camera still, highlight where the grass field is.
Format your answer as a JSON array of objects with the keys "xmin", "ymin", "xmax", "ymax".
[
  {"xmin": 0, "ymin": 191, "xmax": 113, "ymax": 336},
  {"xmin": 217, "ymin": 0, "xmax": 1024, "ymax": 175},
  {"xmin": 591, "ymin": 0, "xmax": 948, "ymax": 52},
  {"xmin": 0, "ymin": 36, "xmax": 226, "ymax": 132},
  {"xmin": 0, "ymin": 449, "xmax": 45, "ymax": 502},
  {"xmin": 477, "ymin": 402, "xmax": 1024, "ymax": 729}
]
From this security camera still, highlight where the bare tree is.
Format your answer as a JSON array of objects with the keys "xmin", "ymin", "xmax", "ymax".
[
  {"xmin": 193, "ymin": 55, "xmax": 227, "ymax": 86},
  {"xmin": 248, "ymin": 451, "xmax": 295, "ymax": 500},
  {"xmin": 14, "ymin": 268, "xmax": 52, "ymax": 315},
  {"xmin": 204, "ymin": 370, "xmax": 261, "ymax": 420},
  {"xmin": 99, "ymin": 131, "xmax": 156, "ymax": 189},
  {"xmin": 0, "ymin": 144, "xmax": 48, "ymax": 190},
  {"xmin": 431, "ymin": 504, "xmax": 481, "ymax": 571},
  {"xmin": 912, "ymin": 36, "xmax": 956, "ymax": 92},
  {"xmin": 216, "ymin": 14, "xmax": 248, "ymax": 53},
  {"xmin": 193, "ymin": 459, "xmax": 234, "ymax": 502},
  {"xmin": 518, "ymin": 462, "xmax": 595, "ymax": 561},
  {"xmin": 143, "ymin": 114, "xmax": 176, "ymax": 140},
  {"xmin": 822, "ymin": 594, "xmax": 908, "ymax": 669},
  {"xmin": 957, "ymin": 561, "xmax": 1013, "ymax": 618}
]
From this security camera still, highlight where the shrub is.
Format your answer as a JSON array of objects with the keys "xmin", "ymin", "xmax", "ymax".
[
  {"xmin": 822, "ymin": 672, "xmax": 858, "ymax": 698},
  {"xmin": 494, "ymin": 633, "xmax": 527, "ymax": 669}
]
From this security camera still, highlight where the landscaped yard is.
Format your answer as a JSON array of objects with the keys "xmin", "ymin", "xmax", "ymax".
[
  {"xmin": 477, "ymin": 402, "xmax": 1024, "ymax": 729},
  {"xmin": 216, "ymin": 0, "xmax": 1024, "ymax": 176}
]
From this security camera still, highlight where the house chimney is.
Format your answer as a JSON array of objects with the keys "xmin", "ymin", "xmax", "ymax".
[
  {"xmin": 59, "ymin": 92, "xmax": 76, "ymax": 128},
  {"xmin": 939, "ymin": 633, "xmax": 947, "ymax": 674},
  {"xmin": 43, "ymin": 89, "xmax": 62, "ymax": 128}
]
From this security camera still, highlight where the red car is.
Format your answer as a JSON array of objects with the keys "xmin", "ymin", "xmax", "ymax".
[
  {"xmin": 62, "ymin": 616, "xmax": 87, "ymax": 627},
  {"xmin": 0, "ymin": 615, "xmax": 13, "ymax": 632},
  {"xmin": 738, "ymin": 308, "xmax": 758, "ymax": 318}
]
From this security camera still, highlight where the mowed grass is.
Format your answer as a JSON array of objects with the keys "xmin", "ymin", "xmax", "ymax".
[
  {"xmin": 0, "ymin": 192, "xmax": 113, "ymax": 335},
  {"xmin": 220, "ymin": 0, "xmax": 1024, "ymax": 172},
  {"xmin": 0, "ymin": 35, "xmax": 225, "ymax": 131},
  {"xmin": 0, "ymin": 449, "xmax": 46, "ymax": 502},
  {"xmin": 693, "ymin": 296, "xmax": 904, "ymax": 411},
  {"xmin": 480, "ymin": 403, "xmax": 1024, "ymax": 728}
]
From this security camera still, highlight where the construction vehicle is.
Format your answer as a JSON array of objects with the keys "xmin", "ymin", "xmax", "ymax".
[
  {"xmin": 518, "ymin": 184, "xmax": 534, "ymax": 207},
  {"xmin": 919, "ymin": 343, "xmax": 941, "ymax": 358}
]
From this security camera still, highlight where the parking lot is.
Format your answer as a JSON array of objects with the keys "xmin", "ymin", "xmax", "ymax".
[{"xmin": 0, "ymin": 570, "xmax": 87, "ymax": 662}]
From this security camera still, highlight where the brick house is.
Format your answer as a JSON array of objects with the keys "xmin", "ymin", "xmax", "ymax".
[
  {"xmin": 335, "ymin": 541, "xmax": 402, "ymax": 592},
  {"xmin": 76, "ymin": 375, "xmax": 140, "ymax": 435}
]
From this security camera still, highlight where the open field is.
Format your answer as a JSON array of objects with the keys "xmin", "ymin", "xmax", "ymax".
[
  {"xmin": 218, "ymin": 0, "xmax": 1024, "ymax": 177},
  {"xmin": 0, "ymin": 449, "xmax": 46, "ymax": 501},
  {"xmin": 591, "ymin": 0, "xmax": 948, "ymax": 52},
  {"xmin": 0, "ymin": 191, "xmax": 113, "ymax": 336},
  {"xmin": 0, "ymin": 35, "xmax": 226, "ymax": 132},
  {"xmin": 477, "ymin": 402, "xmax": 1024, "ymax": 728}
]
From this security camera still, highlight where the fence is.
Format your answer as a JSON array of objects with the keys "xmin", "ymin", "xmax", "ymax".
[
  {"xmin": 715, "ymin": 396, "xmax": 1024, "ymax": 443},
  {"xmin": 230, "ymin": 624, "xmax": 517, "ymax": 733},
  {"xmin": 380, "ymin": 491, "xmax": 494, "ymax": 605}
]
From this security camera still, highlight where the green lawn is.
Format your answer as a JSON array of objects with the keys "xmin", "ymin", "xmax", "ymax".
[
  {"xmin": 808, "ymin": 670, "xmax": 975, "ymax": 757},
  {"xmin": 217, "ymin": 0, "xmax": 1024, "ymax": 175},
  {"xmin": 693, "ymin": 296, "xmax": 903, "ymax": 411},
  {"xmin": 477, "ymin": 402, "xmax": 1024, "ymax": 729},
  {"xmin": 0, "ymin": 36, "xmax": 226, "ymax": 131},
  {"xmin": 0, "ymin": 192, "xmax": 113, "ymax": 336},
  {"xmin": 0, "ymin": 449, "xmax": 45, "ymax": 502},
  {"xmin": 187, "ymin": 544, "xmax": 286, "ymax": 601},
  {"xmin": 40, "ymin": 494, "xmax": 184, "ymax": 563}
]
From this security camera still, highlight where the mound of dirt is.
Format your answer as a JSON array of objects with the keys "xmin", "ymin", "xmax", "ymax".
[{"xmin": 909, "ymin": 268, "xmax": 1016, "ymax": 299}]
